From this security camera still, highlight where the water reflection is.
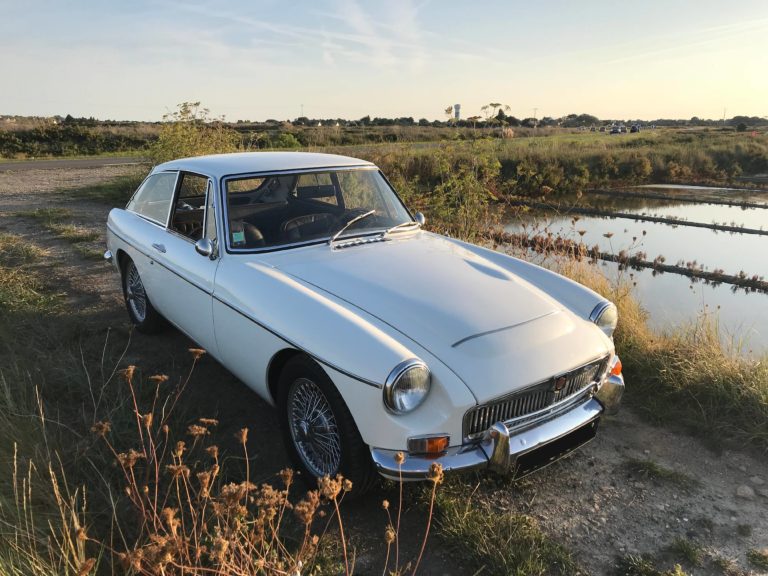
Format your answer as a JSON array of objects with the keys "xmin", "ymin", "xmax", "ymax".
[
  {"xmin": 507, "ymin": 186, "xmax": 768, "ymax": 355},
  {"xmin": 505, "ymin": 214, "xmax": 767, "ymax": 278}
]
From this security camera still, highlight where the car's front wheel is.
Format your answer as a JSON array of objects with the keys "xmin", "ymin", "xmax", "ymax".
[
  {"xmin": 278, "ymin": 355, "xmax": 377, "ymax": 495},
  {"xmin": 121, "ymin": 258, "xmax": 164, "ymax": 334}
]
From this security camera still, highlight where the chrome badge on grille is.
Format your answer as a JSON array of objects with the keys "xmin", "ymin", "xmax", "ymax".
[{"xmin": 553, "ymin": 375, "xmax": 567, "ymax": 392}]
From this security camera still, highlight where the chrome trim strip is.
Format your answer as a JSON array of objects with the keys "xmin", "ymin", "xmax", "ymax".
[{"xmin": 451, "ymin": 310, "xmax": 559, "ymax": 348}]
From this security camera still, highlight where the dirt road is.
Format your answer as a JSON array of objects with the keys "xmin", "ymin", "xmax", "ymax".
[
  {"xmin": 0, "ymin": 156, "xmax": 144, "ymax": 172},
  {"xmin": 1, "ymin": 166, "xmax": 766, "ymax": 575}
]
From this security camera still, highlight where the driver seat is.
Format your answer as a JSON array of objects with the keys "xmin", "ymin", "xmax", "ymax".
[{"xmin": 281, "ymin": 213, "xmax": 335, "ymax": 242}]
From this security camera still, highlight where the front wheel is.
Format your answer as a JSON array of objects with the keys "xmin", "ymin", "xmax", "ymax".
[
  {"xmin": 121, "ymin": 258, "xmax": 164, "ymax": 334},
  {"xmin": 278, "ymin": 355, "xmax": 377, "ymax": 495}
]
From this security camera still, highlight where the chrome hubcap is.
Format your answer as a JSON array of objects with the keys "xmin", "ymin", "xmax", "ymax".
[
  {"xmin": 288, "ymin": 377, "xmax": 341, "ymax": 477},
  {"xmin": 126, "ymin": 263, "xmax": 147, "ymax": 322}
]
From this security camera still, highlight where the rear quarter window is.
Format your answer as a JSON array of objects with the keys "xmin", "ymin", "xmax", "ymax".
[{"xmin": 126, "ymin": 172, "xmax": 177, "ymax": 225}]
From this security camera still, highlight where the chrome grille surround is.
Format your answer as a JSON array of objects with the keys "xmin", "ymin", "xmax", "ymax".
[{"xmin": 463, "ymin": 355, "xmax": 610, "ymax": 441}]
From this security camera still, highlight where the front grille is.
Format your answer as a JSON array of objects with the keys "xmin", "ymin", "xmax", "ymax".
[{"xmin": 463, "ymin": 356, "xmax": 608, "ymax": 440}]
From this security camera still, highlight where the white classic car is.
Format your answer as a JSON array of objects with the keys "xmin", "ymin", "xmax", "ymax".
[{"xmin": 105, "ymin": 152, "xmax": 624, "ymax": 491}]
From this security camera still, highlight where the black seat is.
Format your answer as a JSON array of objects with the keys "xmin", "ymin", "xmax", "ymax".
[{"xmin": 281, "ymin": 213, "xmax": 335, "ymax": 242}]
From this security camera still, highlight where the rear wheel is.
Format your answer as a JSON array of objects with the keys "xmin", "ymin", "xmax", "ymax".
[
  {"xmin": 121, "ymin": 258, "xmax": 163, "ymax": 334},
  {"xmin": 278, "ymin": 355, "xmax": 377, "ymax": 495}
]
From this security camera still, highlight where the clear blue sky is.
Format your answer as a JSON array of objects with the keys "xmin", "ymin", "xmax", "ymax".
[{"xmin": 1, "ymin": 0, "xmax": 766, "ymax": 121}]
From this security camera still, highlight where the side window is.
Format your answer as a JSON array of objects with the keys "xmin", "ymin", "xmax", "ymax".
[
  {"xmin": 296, "ymin": 173, "xmax": 338, "ymax": 206},
  {"xmin": 204, "ymin": 181, "xmax": 216, "ymax": 241},
  {"xmin": 170, "ymin": 173, "xmax": 208, "ymax": 240},
  {"xmin": 126, "ymin": 172, "xmax": 177, "ymax": 225}
]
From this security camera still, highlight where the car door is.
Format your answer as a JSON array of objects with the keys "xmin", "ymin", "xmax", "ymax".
[{"xmin": 149, "ymin": 172, "xmax": 221, "ymax": 356}]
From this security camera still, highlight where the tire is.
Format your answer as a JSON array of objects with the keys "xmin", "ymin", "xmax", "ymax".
[
  {"xmin": 121, "ymin": 258, "xmax": 164, "ymax": 334},
  {"xmin": 278, "ymin": 355, "xmax": 377, "ymax": 496}
]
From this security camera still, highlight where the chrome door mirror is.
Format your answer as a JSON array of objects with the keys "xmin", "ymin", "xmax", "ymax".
[
  {"xmin": 194, "ymin": 238, "xmax": 215, "ymax": 259},
  {"xmin": 414, "ymin": 212, "xmax": 426, "ymax": 226}
]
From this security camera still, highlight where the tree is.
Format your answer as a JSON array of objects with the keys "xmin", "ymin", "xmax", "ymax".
[{"xmin": 736, "ymin": 122, "xmax": 748, "ymax": 132}]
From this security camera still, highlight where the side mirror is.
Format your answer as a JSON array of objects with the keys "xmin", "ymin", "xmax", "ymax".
[
  {"xmin": 414, "ymin": 212, "xmax": 426, "ymax": 226},
  {"xmin": 195, "ymin": 238, "xmax": 215, "ymax": 259}
]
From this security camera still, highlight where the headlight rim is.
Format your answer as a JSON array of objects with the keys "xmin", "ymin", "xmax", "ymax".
[
  {"xmin": 589, "ymin": 301, "xmax": 618, "ymax": 338},
  {"xmin": 383, "ymin": 358, "xmax": 431, "ymax": 414}
]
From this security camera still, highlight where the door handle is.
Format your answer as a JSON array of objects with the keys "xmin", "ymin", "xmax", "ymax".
[{"xmin": 151, "ymin": 243, "xmax": 167, "ymax": 253}]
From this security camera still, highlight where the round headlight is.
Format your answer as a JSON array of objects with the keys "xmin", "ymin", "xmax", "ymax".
[
  {"xmin": 590, "ymin": 301, "xmax": 618, "ymax": 338},
  {"xmin": 383, "ymin": 359, "xmax": 431, "ymax": 413}
]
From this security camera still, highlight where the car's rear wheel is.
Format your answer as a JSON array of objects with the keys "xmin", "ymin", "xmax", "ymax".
[
  {"xmin": 278, "ymin": 355, "xmax": 377, "ymax": 495},
  {"xmin": 121, "ymin": 258, "xmax": 163, "ymax": 334}
]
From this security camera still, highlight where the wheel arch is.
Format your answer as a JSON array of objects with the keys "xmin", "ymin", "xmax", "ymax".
[
  {"xmin": 267, "ymin": 348, "xmax": 306, "ymax": 404},
  {"xmin": 116, "ymin": 248, "xmax": 130, "ymax": 271}
]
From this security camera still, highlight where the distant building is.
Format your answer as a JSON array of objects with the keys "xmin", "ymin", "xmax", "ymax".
[{"xmin": 454, "ymin": 104, "xmax": 461, "ymax": 120}]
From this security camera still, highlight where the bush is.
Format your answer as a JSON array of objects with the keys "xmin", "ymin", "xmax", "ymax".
[{"xmin": 148, "ymin": 102, "xmax": 241, "ymax": 165}]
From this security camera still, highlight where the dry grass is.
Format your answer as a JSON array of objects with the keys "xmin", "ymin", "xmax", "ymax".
[
  {"xmin": 433, "ymin": 480, "xmax": 579, "ymax": 576},
  {"xmin": 552, "ymin": 258, "xmax": 768, "ymax": 452}
]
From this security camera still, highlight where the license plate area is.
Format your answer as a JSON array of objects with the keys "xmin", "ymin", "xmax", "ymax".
[{"xmin": 512, "ymin": 418, "xmax": 599, "ymax": 479}]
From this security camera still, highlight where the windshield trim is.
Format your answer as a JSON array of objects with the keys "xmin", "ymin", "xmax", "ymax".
[{"xmin": 220, "ymin": 166, "xmax": 414, "ymax": 255}]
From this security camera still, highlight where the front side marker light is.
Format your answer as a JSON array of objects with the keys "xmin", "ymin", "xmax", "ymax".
[{"xmin": 407, "ymin": 434, "xmax": 450, "ymax": 455}]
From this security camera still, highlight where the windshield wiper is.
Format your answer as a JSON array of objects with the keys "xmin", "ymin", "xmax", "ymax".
[
  {"xmin": 328, "ymin": 209, "xmax": 376, "ymax": 246},
  {"xmin": 381, "ymin": 219, "xmax": 421, "ymax": 237}
]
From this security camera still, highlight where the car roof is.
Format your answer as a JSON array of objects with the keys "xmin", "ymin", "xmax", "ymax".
[{"xmin": 154, "ymin": 152, "xmax": 374, "ymax": 178}]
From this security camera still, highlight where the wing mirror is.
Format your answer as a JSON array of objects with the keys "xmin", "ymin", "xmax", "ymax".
[
  {"xmin": 195, "ymin": 238, "xmax": 216, "ymax": 259},
  {"xmin": 414, "ymin": 212, "xmax": 426, "ymax": 226}
]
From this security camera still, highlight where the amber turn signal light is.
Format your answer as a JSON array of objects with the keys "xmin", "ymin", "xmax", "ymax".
[
  {"xmin": 610, "ymin": 357, "xmax": 623, "ymax": 376},
  {"xmin": 407, "ymin": 434, "xmax": 450, "ymax": 455}
]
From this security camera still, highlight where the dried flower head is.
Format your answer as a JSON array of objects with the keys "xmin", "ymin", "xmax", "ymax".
[
  {"xmin": 235, "ymin": 427, "xmax": 248, "ymax": 445},
  {"xmin": 162, "ymin": 424, "xmax": 170, "ymax": 436},
  {"xmin": 90, "ymin": 421, "xmax": 111, "ymax": 437},
  {"xmin": 166, "ymin": 464, "xmax": 190, "ymax": 480},
  {"xmin": 382, "ymin": 499, "xmax": 390, "ymax": 510},
  {"xmin": 279, "ymin": 468, "xmax": 294, "ymax": 488},
  {"xmin": 77, "ymin": 558, "xmax": 96, "ymax": 576},
  {"xmin": 116, "ymin": 449, "xmax": 145, "ymax": 469},
  {"xmin": 342, "ymin": 478, "xmax": 353, "ymax": 492},
  {"xmin": 428, "ymin": 462, "xmax": 444, "ymax": 484},
  {"xmin": 206, "ymin": 445, "xmax": 219, "ymax": 460},
  {"xmin": 173, "ymin": 441, "xmax": 186, "ymax": 458},
  {"xmin": 142, "ymin": 413, "xmax": 153, "ymax": 430},
  {"xmin": 394, "ymin": 451, "xmax": 406, "ymax": 465},
  {"xmin": 121, "ymin": 365, "xmax": 136, "ymax": 383},
  {"xmin": 198, "ymin": 417, "xmax": 219, "ymax": 426},
  {"xmin": 293, "ymin": 490, "xmax": 320, "ymax": 525},
  {"xmin": 318, "ymin": 475, "xmax": 342, "ymax": 500},
  {"xmin": 197, "ymin": 471, "xmax": 212, "ymax": 498},
  {"xmin": 149, "ymin": 374, "xmax": 169, "ymax": 384},
  {"xmin": 76, "ymin": 527, "xmax": 87, "ymax": 541},
  {"xmin": 188, "ymin": 348, "xmax": 206, "ymax": 360},
  {"xmin": 385, "ymin": 526, "xmax": 396, "ymax": 544},
  {"xmin": 187, "ymin": 424, "xmax": 209, "ymax": 438}
]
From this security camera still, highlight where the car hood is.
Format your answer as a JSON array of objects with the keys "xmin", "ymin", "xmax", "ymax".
[{"xmin": 261, "ymin": 233, "xmax": 612, "ymax": 401}]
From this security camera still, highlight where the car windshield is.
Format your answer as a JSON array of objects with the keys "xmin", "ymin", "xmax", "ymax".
[{"xmin": 224, "ymin": 168, "xmax": 413, "ymax": 250}]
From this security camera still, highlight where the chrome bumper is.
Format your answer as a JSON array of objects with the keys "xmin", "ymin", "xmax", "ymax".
[
  {"xmin": 372, "ymin": 397, "xmax": 604, "ymax": 481},
  {"xmin": 371, "ymin": 366, "xmax": 625, "ymax": 481}
]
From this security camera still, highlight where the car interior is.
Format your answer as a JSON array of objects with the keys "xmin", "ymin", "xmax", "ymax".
[{"xmin": 225, "ymin": 173, "xmax": 390, "ymax": 249}]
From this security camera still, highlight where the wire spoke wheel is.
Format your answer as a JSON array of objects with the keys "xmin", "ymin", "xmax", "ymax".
[
  {"xmin": 287, "ymin": 377, "xmax": 341, "ymax": 477},
  {"xmin": 125, "ymin": 262, "xmax": 147, "ymax": 322}
]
